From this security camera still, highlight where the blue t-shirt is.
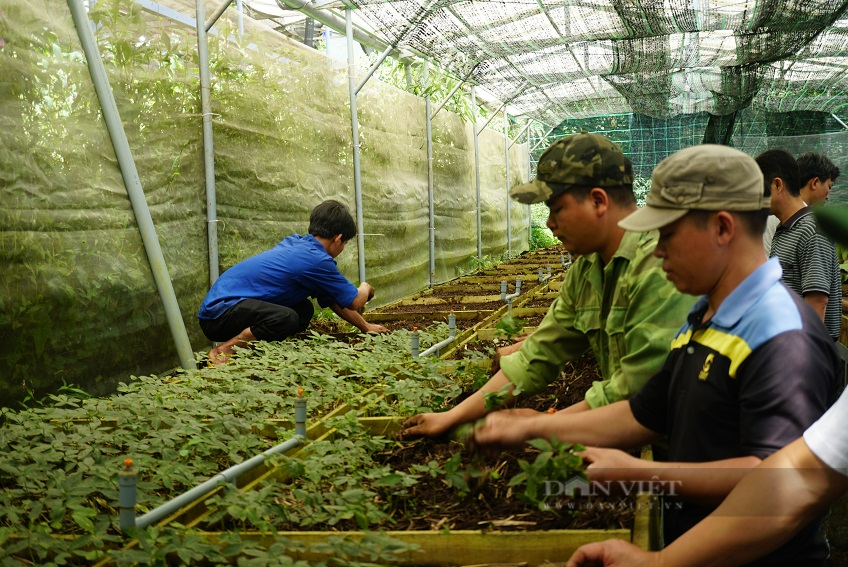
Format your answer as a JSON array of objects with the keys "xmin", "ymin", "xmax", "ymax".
[{"xmin": 197, "ymin": 234, "xmax": 359, "ymax": 320}]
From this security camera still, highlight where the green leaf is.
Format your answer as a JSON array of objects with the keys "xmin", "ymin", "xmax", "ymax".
[
  {"xmin": 527, "ymin": 438, "xmax": 553, "ymax": 452},
  {"xmin": 374, "ymin": 473, "xmax": 403, "ymax": 487},
  {"xmin": 71, "ymin": 508, "xmax": 96, "ymax": 533}
]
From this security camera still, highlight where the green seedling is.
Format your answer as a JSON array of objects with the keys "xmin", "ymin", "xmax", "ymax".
[
  {"xmin": 508, "ymin": 435, "xmax": 586, "ymax": 507},
  {"xmin": 495, "ymin": 313, "xmax": 525, "ymax": 342}
]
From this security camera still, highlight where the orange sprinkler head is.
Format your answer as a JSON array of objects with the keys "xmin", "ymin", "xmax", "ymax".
[
  {"xmin": 123, "ymin": 458, "xmax": 133, "ymax": 469},
  {"xmin": 297, "ymin": 388, "xmax": 304, "ymax": 396}
]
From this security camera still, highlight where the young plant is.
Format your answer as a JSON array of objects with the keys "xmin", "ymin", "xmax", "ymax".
[
  {"xmin": 495, "ymin": 313, "xmax": 525, "ymax": 342},
  {"xmin": 508, "ymin": 435, "xmax": 586, "ymax": 507},
  {"xmin": 482, "ymin": 384, "xmax": 522, "ymax": 412}
]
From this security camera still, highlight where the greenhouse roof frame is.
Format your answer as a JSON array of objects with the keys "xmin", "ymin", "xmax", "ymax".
[{"xmin": 242, "ymin": 0, "xmax": 848, "ymax": 127}]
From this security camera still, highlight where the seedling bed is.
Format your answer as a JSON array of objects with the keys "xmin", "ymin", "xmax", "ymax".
[
  {"xmin": 378, "ymin": 299, "xmax": 509, "ymax": 312},
  {"xmin": 365, "ymin": 311, "xmax": 490, "ymax": 332},
  {"xmin": 519, "ymin": 296, "xmax": 557, "ymax": 309},
  {"xmin": 160, "ymin": 416, "xmax": 653, "ymax": 567},
  {"xmin": 313, "ymin": 436, "xmax": 635, "ymax": 533}
]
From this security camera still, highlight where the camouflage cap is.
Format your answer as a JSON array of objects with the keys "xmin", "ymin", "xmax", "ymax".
[{"xmin": 510, "ymin": 132, "xmax": 634, "ymax": 205}]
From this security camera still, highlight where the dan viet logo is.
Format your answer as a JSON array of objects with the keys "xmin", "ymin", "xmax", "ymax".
[{"xmin": 544, "ymin": 475, "xmax": 683, "ymax": 498}]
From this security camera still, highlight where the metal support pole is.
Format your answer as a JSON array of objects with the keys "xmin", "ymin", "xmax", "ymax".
[
  {"xmin": 472, "ymin": 87, "xmax": 482, "ymax": 259},
  {"xmin": 479, "ymin": 101, "xmax": 508, "ymax": 133},
  {"xmin": 424, "ymin": 62, "xmax": 436, "ymax": 287},
  {"xmin": 531, "ymin": 124, "xmax": 558, "ymax": 153},
  {"xmin": 346, "ymin": 8, "xmax": 366, "ymax": 283},
  {"xmin": 833, "ymin": 113, "xmax": 848, "ymax": 130},
  {"xmin": 430, "ymin": 66, "xmax": 476, "ymax": 119},
  {"xmin": 527, "ymin": 123, "xmax": 532, "ymax": 247},
  {"xmin": 504, "ymin": 112, "xmax": 511, "ymax": 258},
  {"xmin": 355, "ymin": 43, "xmax": 394, "ymax": 95},
  {"xmin": 354, "ymin": 0, "xmax": 435, "ymax": 95},
  {"xmin": 196, "ymin": 0, "xmax": 220, "ymax": 288},
  {"xmin": 236, "ymin": 0, "xmax": 244, "ymax": 37},
  {"xmin": 205, "ymin": 0, "xmax": 234, "ymax": 32},
  {"xmin": 508, "ymin": 120, "xmax": 532, "ymax": 149},
  {"xmin": 68, "ymin": 0, "xmax": 195, "ymax": 371}
]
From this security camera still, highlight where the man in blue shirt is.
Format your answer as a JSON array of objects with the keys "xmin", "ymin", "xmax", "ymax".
[{"xmin": 198, "ymin": 200, "xmax": 388, "ymax": 364}]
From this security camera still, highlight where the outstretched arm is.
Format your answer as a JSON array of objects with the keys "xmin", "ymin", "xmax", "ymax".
[
  {"xmin": 329, "ymin": 303, "xmax": 388, "ymax": 333},
  {"xmin": 580, "ymin": 447, "xmax": 761, "ymax": 507},
  {"xmin": 567, "ymin": 437, "xmax": 848, "ymax": 567},
  {"xmin": 473, "ymin": 399, "xmax": 660, "ymax": 451},
  {"xmin": 401, "ymin": 368, "xmax": 515, "ymax": 437}
]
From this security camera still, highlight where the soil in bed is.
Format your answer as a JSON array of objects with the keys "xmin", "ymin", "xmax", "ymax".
[
  {"xmin": 267, "ymin": 434, "xmax": 635, "ymax": 534},
  {"xmin": 362, "ymin": 438, "xmax": 635, "ymax": 532}
]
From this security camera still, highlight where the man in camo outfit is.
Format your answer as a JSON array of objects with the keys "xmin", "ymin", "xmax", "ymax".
[{"xmin": 403, "ymin": 132, "xmax": 694, "ymax": 437}]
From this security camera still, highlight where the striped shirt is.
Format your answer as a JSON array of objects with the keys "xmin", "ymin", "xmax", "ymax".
[{"xmin": 770, "ymin": 207, "xmax": 842, "ymax": 340}]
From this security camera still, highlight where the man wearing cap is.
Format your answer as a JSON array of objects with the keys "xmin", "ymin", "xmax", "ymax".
[
  {"xmin": 402, "ymin": 133, "xmax": 694, "ymax": 437},
  {"xmin": 474, "ymin": 145, "xmax": 841, "ymax": 565}
]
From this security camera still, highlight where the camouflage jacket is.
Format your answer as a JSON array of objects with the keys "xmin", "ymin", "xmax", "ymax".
[{"xmin": 500, "ymin": 230, "xmax": 696, "ymax": 408}]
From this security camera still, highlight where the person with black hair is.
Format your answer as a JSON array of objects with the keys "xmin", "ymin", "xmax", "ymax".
[
  {"xmin": 762, "ymin": 152, "xmax": 840, "ymax": 252},
  {"xmin": 198, "ymin": 200, "xmax": 388, "ymax": 364},
  {"xmin": 758, "ymin": 149, "xmax": 842, "ymax": 340},
  {"xmin": 798, "ymin": 152, "xmax": 841, "ymax": 206}
]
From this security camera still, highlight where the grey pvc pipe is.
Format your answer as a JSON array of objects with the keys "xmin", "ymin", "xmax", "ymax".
[
  {"xmin": 410, "ymin": 329, "xmax": 420, "ymax": 357},
  {"xmin": 68, "ymin": 0, "xmax": 195, "ymax": 371},
  {"xmin": 346, "ymin": 8, "xmax": 366, "ymax": 283},
  {"xmin": 418, "ymin": 313, "xmax": 456, "ymax": 357},
  {"xmin": 472, "ymin": 87, "xmax": 482, "ymax": 258},
  {"xmin": 424, "ymin": 63, "xmax": 435, "ymax": 287},
  {"xmin": 135, "ymin": 435, "xmax": 302, "ymax": 529},
  {"xmin": 504, "ymin": 112, "xmax": 511, "ymax": 258},
  {"xmin": 196, "ymin": 0, "xmax": 220, "ymax": 287}
]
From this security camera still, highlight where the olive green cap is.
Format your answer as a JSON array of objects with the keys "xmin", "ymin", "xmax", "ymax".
[
  {"xmin": 619, "ymin": 144, "xmax": 769, "ymax": 232},
  {"xmin": 510, "ymin": 132, "xmax": 634, "ymax": 205}
]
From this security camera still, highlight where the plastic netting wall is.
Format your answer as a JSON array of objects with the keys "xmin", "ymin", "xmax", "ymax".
[
  {"xmin": 541, "ymin": 111, "xmax": 848, "ymax": 204},
  {"xmin": 0, "ymin": 0, "xmax": 529, "ymax": 404}
]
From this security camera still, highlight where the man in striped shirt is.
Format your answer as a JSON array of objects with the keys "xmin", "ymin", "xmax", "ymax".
[{"xmin": 757, "ymin": 149, "xmax": 841, "ymax": 340}]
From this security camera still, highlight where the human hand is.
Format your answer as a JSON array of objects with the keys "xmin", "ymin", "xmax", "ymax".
[
  {"xmin": 401, "ymin": 411, "xmax": 459, "ymax": 438},
  {"xmin": 365, "ymin": 323, "xmax": 390, "ymax": 334},
  {"xmin": 472, "ymin": 408, "xmax": 540, "ymax": 450},
  {"xmin": 579, "ymin": 447, "xmax": 649, "ymax": 484},
  {"xmin": 497, "ymin": 340, "xmax": 524, "ymax": 357},
  {"xmin": 360, "ymin": 282, "xmax": 376, "ymax": 301},
  {"xmin": 566, "ymin": 539, "xmax": 658, "ymax": 567},
  {"xmin": 491, "ymin": 340, "xmax": 524, "ymax": 375}
]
